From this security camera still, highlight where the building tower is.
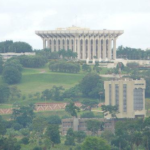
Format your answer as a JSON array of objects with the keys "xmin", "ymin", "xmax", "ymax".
[{"xmin": 104, "ymin": 78, "xmax": 146, "ymax": 118}]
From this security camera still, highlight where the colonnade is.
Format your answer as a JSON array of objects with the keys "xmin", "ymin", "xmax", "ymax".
[{"xmin": 42, "ymin": 37, "xmax": 117, "ymax": 60}]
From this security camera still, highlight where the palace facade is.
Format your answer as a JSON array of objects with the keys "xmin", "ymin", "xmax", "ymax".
[{"xmin": 35, "ymin": 26, "xmax": 123, "ymax": 60}]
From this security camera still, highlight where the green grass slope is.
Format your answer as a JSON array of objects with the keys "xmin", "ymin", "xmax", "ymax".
[{"xmin": 16, "ymin": 68, "xmax": 85, "ymax": 95}]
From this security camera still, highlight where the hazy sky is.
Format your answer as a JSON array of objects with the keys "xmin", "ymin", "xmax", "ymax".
[{"xmin": 0, "ymin": 0, "xmax": 150, "ymax": 50}]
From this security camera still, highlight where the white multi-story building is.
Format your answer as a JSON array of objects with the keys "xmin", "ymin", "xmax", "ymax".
[
  {"xmin": 35, "ymin": 26, "xmax": 123, "ymax": 60},
  {"xmin": 104, "ymin": 78, "xmax": 146, "ymax": 118}
]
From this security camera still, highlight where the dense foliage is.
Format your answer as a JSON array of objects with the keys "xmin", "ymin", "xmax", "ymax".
[
  {"xmin": 1, "ymin": 58, "xmax": 23, "ymax": 84},
  {"xmin": 46, "ymin": 124, "xmax": 60, "ymax": 146},
  {"xmin": 79, "ymin": 73, "xmax": 104, "ymax": 98},
  {"xmin": 117, "ymin": 45, "xmax": 150, "ymax": 60},
  {"xmin": 82, "ymin": 136, "xmax": 111, "ymax": 150},
  {"xmin": 2, "ymin": 66, "xmax": 22, "ymax": 84},
  {"xmin": 65, "ymin": 128, "xmax": 75, "ymax": 145},
  {"xmin": 86, "ymin": 120, "xmax": 104, "ymax": 135},
  {"xmin": 0, "ymin": 40, "xmax": 32, "ymax": 53},
  {"xmin": 0, "ymin": 84, "xmax": 10, "ymax": 103},
  {"xmin": 18, "ymin": 55, "xmax": 47, "ymax": 68},
  {"xmin": 65, "ymin": 102, "xmax": 80, "ymax": 117},
  {"xmin": 0, "ymin": 56, "xmax": 3, "ymax": 74},
  {"xmin": 41, "ymin": 86, "xmax": 64, "ymax": 101},
  {"xmin": 49, "ymin": 61, "xmax": 80, "ymax": 73},
  {"xmin": 12, "ymin": 105, "xmax": 35, "ymax": 127}
]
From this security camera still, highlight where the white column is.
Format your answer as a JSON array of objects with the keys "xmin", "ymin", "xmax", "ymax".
[
  {"xmin": 47, "ymin": 39, "xmax": 50, "ymax": 49},
  {"xmin": 65, "ymin": 39, "xmax": 67, "ymax": 50},
  {"xmin": 82, "ymin": 38, "xmax": 85, "ymax": 59},
  {"xmin": 51, "ymin": 39, "xmax": 54, "ymax": 52},
  {"xmin": 69, "ymin": 39, "xmax": 72, "ymax": 50},
  {"xmin": 62, "ymin": 39, "xmax": 65, "ymax": 49},
  {"xmin": 98, "ymin": 38, "xmax": 101, "ymax": 59},
  {"xmin": 57, "ymin": 39, "xmax": 60, "ymax": 51},
  {"xmin": 113, "ymin": 38, "xmax": 116, "ymax": 59},
  {"xmin": 108, "ymin": 39, "xmax": 112, "ymax": 60},
  {"xmin": 93, "ymin": 39, "xmax": 96, "ymax": 59},
  {"xmin": 56, "ymin": 38, "xmax": 58, "ymax": 51},
  {"xmin": 43, "ymin": 39, "xmax": 46, "ymax": 49},
  {"xmin": 74, "ymin": 38, "xmax": 76, "ymax": 53},
  {"xmin": 103, "ymin": 39, "xmax": 106, "ymax": 59},
  {"xmin": 60, "ymin": 38, "xmax": 63, "ymax": 50},
  {"xmin": 88, "ymin": 38, "xmax": 91, "ymax": 60},
  {"xmin": 77, "ymin": 38, "xmax": 80, "ymax": 59}
]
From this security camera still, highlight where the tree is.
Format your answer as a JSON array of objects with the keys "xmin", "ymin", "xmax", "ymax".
[
  {"xmin": 47, "ymin": 115, "xmax": 61, "ymax": 125},
  {"xmin": 145, "ymin": 78, "xmax": 150, "ymax": 97},
  {"xmin": 41, "ymin": 89, "xmax": 52, "ymax": 100},
  {"xmin": 9, "ymin": 41, "xmax": 32, "ymax": 52},
  {"xmin": 0, "ymin": 137, "xmax": 21, "ymax": 150},
  {"xmin": 12, "ymin": 105, "xmax": 35, "ymax": 127},
  {"xmin": 79, "ymin": 73, "xmax": 104, "ymax": 98},
  {"xmin": 21, "ymin": 137, "xmax": 29, "ymax": 145},
  {"xmin": 132, "ymin": 131, "xmax": 142, "ymax": 150},
  {"xmin": 0, "ymin": 83, "xmax": 10, "ymax": 103},
  {"xmin": 0, "ymin": 40, "xmax": 32, "ymax": 53},
  {"xmin": 41, "ymin": 86, "xmax": 64, "ymax": 101},
  {"xmin": 33, "ymin": 146, "xmax": 42, "ymax": 150},
  {"xmin": 9, "ymin": 86, "xmax": 21, "ymax": 101},
  {"xmin": 86, "ymin": 120, "xmax": 104, "ymax": 135},
  {"xmin": 0, "ymin": 56, "xmax": 3, "ymax": 74},
  {"xmin": 117, "ymin": 46, "xmax": 150, "ymax": 60},
  {"xmin": 113, "ymin": 119, "xmax": 143, "ymax": 150},
  {"xmin": 101, "ymin": 130, "xmax": 114, "ymax": 144},
  {"xmin": 81, "ymin": 99, "xmax": 99, "ymax": 111},
  {"xmin": 49, "ymin": 61, "xmax": 80, "ymax": 73},
  {"xmin": 4, "ymin": 58, "xmax": 22, "ymax": 72},
  {"xmin": 51, "ymin": 86, "xmax": 64, "ymax": 101},
  {"xmin": 32, "ymin": 117, "xmax": 47, "ymax": 134},
  {"xmin": 19, "ymin": 55, "xmax": 47, "ymax": 68},
  {"xmin": 75, "ymin": 131, "xmax": 86, "ymax": 143},
  {"xmin": 0, "ymin": 116, "xmax": 6, "ymax": 135},
  {"xmin": 81, "ymin": 136, "xmax": 111, "ymax": 150},
  {"xmin": 2, "ymin": 66, "xmax": 22, "ymax": 84},
  {"xmin": 46, "ymin": 124, "xmax": 60, "ymax": 147},
  {"xmin": 65, "ymin": 128, "xmax": 75, "ymax": 145},
  {"xmin": 65, "ymin": 102, "xmax": 80, "ymax": 117},
  {"xmin": 0, "ymin": 40, "xmax": 13, "ymax": 53},
  {"xmin": 62, "ymin": 85, "xmax": 81, "ymax": 99},
  {"xmin": 101, "ymin": 105, "xmax": 119, "ymax": 118},
  {"xmin": 82, "ymin": 64, "xmax": 91, "ymax": 72},
  {"xmin": 143, "ymin": 117, "xmax": 150, "ymax": 150}
]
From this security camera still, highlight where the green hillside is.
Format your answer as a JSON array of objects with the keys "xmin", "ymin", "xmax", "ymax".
[{"xmin": 17, "ymin": 68, "xmax": 85, "ymax": 95}]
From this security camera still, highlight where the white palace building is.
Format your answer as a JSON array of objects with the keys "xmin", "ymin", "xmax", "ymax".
[{"xmin": 35, "ymin": 26, "xmax": 124, "ymax": 60}]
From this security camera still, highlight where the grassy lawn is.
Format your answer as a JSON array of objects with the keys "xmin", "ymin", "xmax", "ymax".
[
  {"xmin": 1, "ymin": 65, "xmax": 110, "ymax": 96},
  {"xmin": 99, "ymin": 67, "xmax": 109, "ymax": 74},
  {"xmin": 0, "ymin": 104, "xmax": 12, "ymax": 109},
  {"xmin": 15, "ymin": 67, "xmax": 85, "ymax": 95},
  {"xmin": 35, "ymin": 110, "xmax": 69, "ymax": 118}
]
